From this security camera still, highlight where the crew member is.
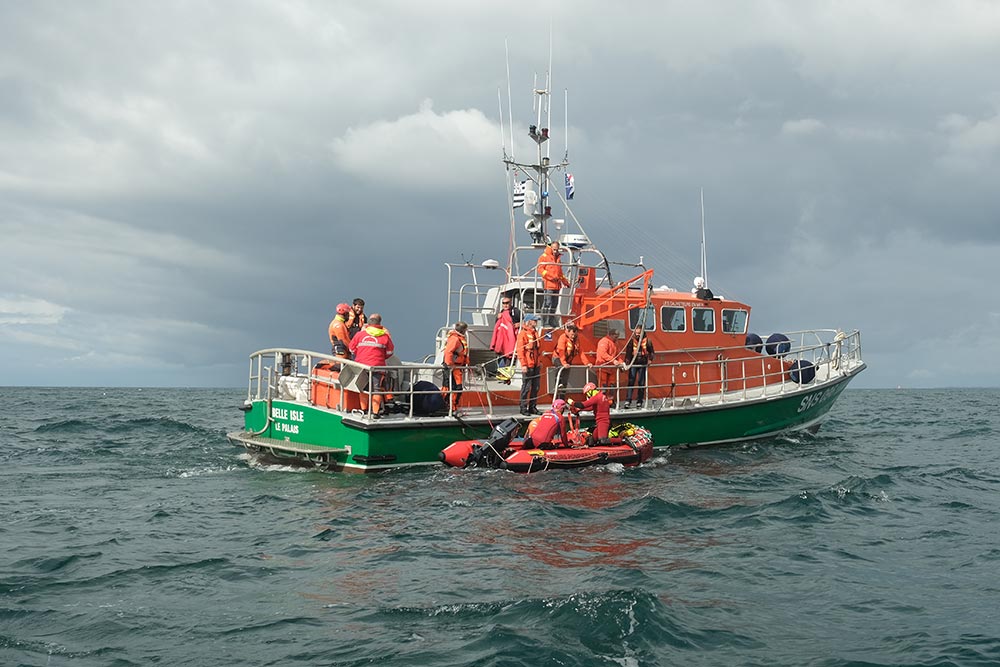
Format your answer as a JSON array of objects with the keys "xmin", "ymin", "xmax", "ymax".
[
  {"xmin": 442, "ymin": 321, "xmax": 469, "ymax": 413},
  {"xmin": 516, "ymin": 314, "xmax": 541, "ymax": 415},
  {"xmin": 595, "ymin": 327, "xmax": 625, "ymax": 390},
  {"xmin": 524, "ymin": 399, "xmax": 568, "ymax": 449},
  {"xmin": 573, "ymin": 382, "xmax": 612, "ymax": 444},
  {"xmin": 328, "ymin": 303, "xmax": 352, "ymax": 360},
  {"xmin": 346, "ymin": 298, "xmax": 367, "ymax": 338},
  {"xmin": 554, "ymin": 323, "xmax": 592, "ymax": 397},
  {"xmin": 348, "ymin": 313, "xmax": 394, "ymax": 416},
  {"xmin": 623, "ymin": 324, "xmax": 655, "ymax": 408},
  {"xmin": 537, "ymin": 241, "xmax": 570, "ymax": 326},
  {"xmin": 490, "ymin": 297, "xmax": 518, "ymax": 368}
]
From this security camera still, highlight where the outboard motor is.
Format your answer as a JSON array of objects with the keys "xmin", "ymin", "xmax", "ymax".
[
  {"xmin": 439, "ymin": 418, "xmax": 521, "ymax": 469},
  {"xmin": 486, "ymin": 418, "xmax": 520, "ymax": 449}
]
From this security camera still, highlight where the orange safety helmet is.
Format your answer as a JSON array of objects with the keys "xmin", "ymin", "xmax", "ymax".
[
  {"xmin": 336, "ymin": 303, "xmax": 351, "ymax": 315},
  {"xmin": 582, "ymin": 382, "xmax": 597, "ymax": 396}
]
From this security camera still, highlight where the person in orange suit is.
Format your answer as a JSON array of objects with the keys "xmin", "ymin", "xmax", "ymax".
[
  {"xmin": 516, "ymin": 314, "xmax": 541, "ymax": 415},
  {"xmin": 595, "ymin": 328, "xmax": 625, "ymax": 390},
  {"xmin": 328, "ymin": 303, "xmax": 352, "ymax": 360},
  {"xmin": 554, "ymin": 323, "xmax": 592, "ymax": 398},
  {"xmin": 442, "ymin": 321, "xmax": 469, "ymax": 413},
  {"xmin": 537, "ymin": 241, "xmax": 570, "ymax": 326}
]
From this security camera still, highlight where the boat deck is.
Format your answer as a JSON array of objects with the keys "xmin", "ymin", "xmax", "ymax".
[{"xmin": 324, "ymin": 356, "xmax": 863, "ymax": 428}]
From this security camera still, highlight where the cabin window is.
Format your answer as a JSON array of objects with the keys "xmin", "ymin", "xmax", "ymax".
[
  {"xmin": 721, "ymin": 309, "xmax": 748, "ymax": 334},
  {"xmin": 693, "ymin": 307, "xmax": 715, "ymax": 333},
  {"xmin": 628, "ymin": 306, "xmax": 656, "ymax": 331},
  {"xmin": 661, "ymin": 306, "xmax": 685, "ymax": 332}
]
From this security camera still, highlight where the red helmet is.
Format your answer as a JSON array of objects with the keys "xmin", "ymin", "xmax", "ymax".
[
  {"xmin": 336, "ymin": 303, "xmax": 351, "ymax": 315},
  {"xmin": 582, "ymin": 382, "xmax": 597, "ymax": 394}
]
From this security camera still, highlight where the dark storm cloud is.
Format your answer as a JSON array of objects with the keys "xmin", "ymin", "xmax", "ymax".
[{"xmin": 2, "ymin": 1, "xmax": 999, "ymax": 387}]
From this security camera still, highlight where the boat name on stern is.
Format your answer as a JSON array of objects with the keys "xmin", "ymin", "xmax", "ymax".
[{"xmin": 272, "ymin": 406, "xmax": 305, "ymax": 434}]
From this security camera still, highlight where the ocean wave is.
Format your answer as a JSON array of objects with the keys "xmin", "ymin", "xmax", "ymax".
[
  {"xmin": 377, "ymin": 588, "xmax": 762, "ymax": 660},
  {"xmin": 33, "ymin": 419, "xmax": 92, "ymax": 433},
  {"xmin": 9, "ymin": 551, "xmax": 103, "ymax": 574}
]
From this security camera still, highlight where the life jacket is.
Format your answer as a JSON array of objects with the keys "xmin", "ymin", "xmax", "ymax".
[
  {"xmin": 537, "ymin": 248, "xmax": 566, "ymax": 290},
  {"xmin": 517, "ymin": 327, "xmax": 540, "ymax": 368},
  {"xmin": 556, "ymin": 332, "xmax": 585, "ymax": 366},
  {"xmin": 629, "ymin": 337, "xmax": 653, "ymax": 364},
  {"xmin": 530, "ymin": 409, "xmax": 566, "ymax": 445},
  {"xmin": 347, "ymin": 310, "xmax": 367, "ymax": 338},
  {"xmin": 444, "ymin": 330, "xmax": 469, "ymax": 366},
  {"xmin": 328, "ymin": 315, "xmax": 351, "ymax": 358}
]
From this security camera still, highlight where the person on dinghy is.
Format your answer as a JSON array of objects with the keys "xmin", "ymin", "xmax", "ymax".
[
  {"xmin": 523, "ymin": 399, "xmax": 569, "ymax": 449},
  {"xmin": 572, "ymin": 382, "xmax": 613, "ymax": 445}
]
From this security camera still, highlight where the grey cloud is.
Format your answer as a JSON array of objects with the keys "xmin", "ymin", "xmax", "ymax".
[{"xmin": 1, "ymin": 2, "xmax": 999, "ymax": 387}]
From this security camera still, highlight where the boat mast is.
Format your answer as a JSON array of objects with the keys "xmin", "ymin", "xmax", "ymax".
[
  {"xmin": 700, "ymin": 187, "xmax": 709, "ymax": 287},
  {"xmin": 501, "ymin": 51, "xmax": 569, "ymax": 250}
]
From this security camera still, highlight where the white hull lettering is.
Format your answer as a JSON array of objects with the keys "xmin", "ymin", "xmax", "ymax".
[
  {"xmin": 797, "ymin": 386, "xmax": 839, "ymax": 413},
  {"xmin": 271, "ymin": 407, "xmax": 305, "ymax": 422}
]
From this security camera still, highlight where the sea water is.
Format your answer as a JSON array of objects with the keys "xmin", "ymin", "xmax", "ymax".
[{"xmin": 2, "ymin": 387, "xmax": 998, "ymax": 666}]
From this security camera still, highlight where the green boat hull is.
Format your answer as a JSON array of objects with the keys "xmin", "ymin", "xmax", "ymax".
[{"xmin": 228, "ymin": 366, "xmax": 861, "ymax": 472}]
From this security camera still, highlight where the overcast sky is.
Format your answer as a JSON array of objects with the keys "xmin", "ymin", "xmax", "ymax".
[{"xmin": 2, "ymin": 1, "xmax": 999, "ymax": 388}]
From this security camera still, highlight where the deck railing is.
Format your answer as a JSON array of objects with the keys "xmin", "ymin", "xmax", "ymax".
[{"xmin": 243, "ymin": 329, "xmax": 863, "ymax": 421}]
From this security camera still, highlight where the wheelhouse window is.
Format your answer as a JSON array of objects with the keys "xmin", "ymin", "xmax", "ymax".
[
  {"xmin": 693, "ymin": 307, "xmax": 715, "ymax": 333},
  {"xmin": 661, "ymin": 306, "xmax": 685, "ymax": 332},
  {"xmin": 628, "ymin": 306, "xmax": 656, "ymax": 331},
  {"xmin": 721, "ymin": 309, "xmax": 748, "ymax": 334}
]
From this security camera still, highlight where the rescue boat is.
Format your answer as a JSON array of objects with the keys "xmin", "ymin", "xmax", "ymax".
[
  {"xmin": 228, "ymin": 62, "xmax": 866, "ymax": 473},
  {"xmin": 440, "ymin": 418, "xmax": 654, "ymax": 474}
]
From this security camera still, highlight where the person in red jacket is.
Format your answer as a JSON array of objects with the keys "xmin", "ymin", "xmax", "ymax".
[
  {"xmin": 524, "ymin": 399, "xmax": 568, "ymax": 449},
  {"xmin": 349, "ymin": 313, "xmax": 394, "ymax": 416},
  {"xmin": 442, "ymin": 321, "xmax": 469, "ymax": 413},
  {"xmin": 537, "ymin": 241, "xmax": 570, "ymax": 326},
  {"xmin": 573, "ymin": 382, "xmax": 613, "ymax": 444},
  {"xmin": 490, "ymin": 297, "xmax": 519, "ymax": 368}
]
